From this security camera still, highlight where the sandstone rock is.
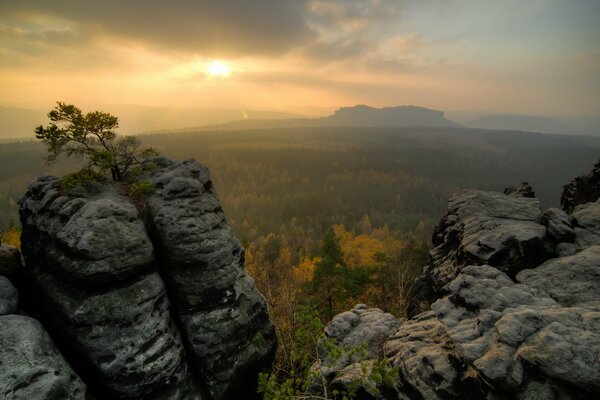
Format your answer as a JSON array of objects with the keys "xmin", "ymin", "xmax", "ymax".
[
  {"xmin": 0, "ymin": 243, "xmax": 21, "ymax": 276},
  {"xmin": 431, "ymin": 265, "xmax": 599, "ymax": 396},
  {"xmin": 408, "ymin": 190, "xmax": 546, "ymax": 317},
  {"xmin": 32, "ymin": 269, "xmax": 192, "ymax": 399},
  {"xmin": 0, "ymin": 314, "xmax": 86, "ymax": 399},
  {"xmin": 19, "ymin": 159, "xmax": 275, "ymax": 399},
  {"xmin": 19, "ymin": 173, "xmax": 202, "ymax": 399},
  {"xmin": 324, "ymin": 304, "xmax": 400, "ymax": 360},
  {"xmin": 309, "ymin": 305, "xmax": 401, "ymax": 399},
  {"xmin": 517, "ymin": 245, "xmax": 600, "ymax": 306},
  {"xmin": 504, "ymin": 182, "xmax": 535, "ymax": 198},
  {"xmin": 561, "ymin": 159, "xmax": 600, "ymax": 213},
  {"xmin": 541, "ymin": 207, "xmax": 574, "ymax": 243},
  {"xmin": 571, "ymin": 200, "xmax": 600, "ymax": 250},
  {"xmin": 385, "ymin": 311, "xmax": 483, "ymax": 400},
  {"xmin": 145, "ymin": 159, "xmax": 276, "ymax": 400},
  {"xmin": 0, "ymin": 275, "xmax": 18, "ymax": 315},
  {"xmin": 19, "ymin": 177, "xmax": 154, "ymax": 286}
]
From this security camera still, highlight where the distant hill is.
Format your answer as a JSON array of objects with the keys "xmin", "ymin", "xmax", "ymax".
[
  {"xmin": 469, "ymin": 115, "xmax": 580, "ymax": 134},
  {"xmin": 173, "ymin": 104, "xmax": 460, "ymax": 132},
  {"xmin": 322, "ymin": 105, "xmax": 459, "ymax": 127}
]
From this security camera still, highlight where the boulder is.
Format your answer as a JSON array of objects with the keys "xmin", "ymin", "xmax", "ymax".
[
  {"xmin": 0, "ymin": 275, "xmax": 18, "ymax": 315},
  {"xmin": 0, "ymin": 314, "xmax": 86, "ymax": 399},
  {"xmin": 541, "ymin": 207, "xmax": 574, "ymax": 243},
  {"xmin": 384, "ymin": 311, "xmax": 484, "ymax": 400},
  {"xmin": 308, "ymin": 305, "xmax": 401, "ymax": 399},
  {"xmin": 571, "ymin": 200, "xmax": 600, "ymax": 250},
  {"xmin": 0, "ymin": 243, "xmax": 21, "ymax": 276}
]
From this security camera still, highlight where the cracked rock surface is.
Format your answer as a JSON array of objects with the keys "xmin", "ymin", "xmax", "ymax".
[{"xmin": 16, "ymin": 158, "xmax": 276, "ymax": 400}]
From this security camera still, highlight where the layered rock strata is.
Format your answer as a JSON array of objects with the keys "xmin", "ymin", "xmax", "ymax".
[{"xmin": 16, "ymin": 158, "xmax": 276, "ymax": 399}]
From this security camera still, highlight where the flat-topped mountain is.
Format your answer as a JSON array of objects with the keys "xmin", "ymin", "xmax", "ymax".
[
  {"xmin": 174, "ymin": 104, "xmax": 460, "ymax": 132},
  {"xmin": 322, "ymin": 105, "xmax": 459, "ymax": 128}
]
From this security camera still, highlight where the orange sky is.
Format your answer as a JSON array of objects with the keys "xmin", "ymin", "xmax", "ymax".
[{"xmin": 1, "ymin": 0, "xmax": 599, "ymax": 117}]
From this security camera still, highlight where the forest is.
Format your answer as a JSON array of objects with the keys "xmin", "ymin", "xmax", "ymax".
[{"xmin": 2, "ymin": 125, "xmax": 600, "ymax": 396}]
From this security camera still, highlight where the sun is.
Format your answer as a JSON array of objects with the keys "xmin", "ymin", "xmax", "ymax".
[{"xmin": 207, "ymin": 60, "xmax": 231, "ymax": 77}]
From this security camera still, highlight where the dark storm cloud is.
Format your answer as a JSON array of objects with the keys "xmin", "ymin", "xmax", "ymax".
[{"xmin": 0, "ymin": 0, "xmax": 316, "ymax": 57}]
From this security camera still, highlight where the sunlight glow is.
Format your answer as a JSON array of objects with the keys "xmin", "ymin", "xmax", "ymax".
[{"xmin": 207, "ymin": 60, "xmax": 231, "ymax": 77}]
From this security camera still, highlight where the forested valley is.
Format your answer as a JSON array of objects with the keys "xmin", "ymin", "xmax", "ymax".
[{"xmin": 2, "ymin": 126, "xmax": 600, "ymax": 396}]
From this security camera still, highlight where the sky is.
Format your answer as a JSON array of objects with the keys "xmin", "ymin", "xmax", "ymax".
[{"xmin": 0, "ymin": 0, "xmax": 599, "ymax": 117}]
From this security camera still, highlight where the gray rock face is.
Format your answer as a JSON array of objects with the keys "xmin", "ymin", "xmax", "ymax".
[
  {"xmin": 541, "ymin": 207, "xmax": 574, "ymax": 243},
  {"xmin": 0, "ymin": 243, "xmax": 21, "ymax": 276},
  {"xmin": 517, "ymin": 245, "xmax": 600, "ymax": 306},
  {"xmin": 146, "ymin": 159, "xmax": 277, "ymax": 400},
  {"xmin": 19, "ymin": 176, "xmax": 197, "ymax": 399},
  {"xmin": 561, "ymin": 159, "xmax": 600, "ymax": 213},
  {"xmin": 384, "ymin": 311, "xmax": 482, "ymax": 400},
  {"xmin": 34, "ymin": 269, "xmax": 191, "ymax": 399},
  {"xmin": 308, "ymin": 305, "xmax": 400, "ymax": 399},
  {"xmin": 432, "ymin": 265, "xmax": 600, "ymax": 395},
  {"xmin": 18, "ymin": 158, "xmax": 275, "ymax": 399},
  {"xmin": 0, "ymin": 275, "xmax": 18, "ymax": 315},
  {"xmin": 408, "ymin": 190, "xmax": 546, "ymax": 317},
  {"xmin": 0, "ymin": 315, "xmax": 86, "ymax": 399},
  {"xmin": 572, "ymin": 200, "xmax": 600, "ymax": 250}
]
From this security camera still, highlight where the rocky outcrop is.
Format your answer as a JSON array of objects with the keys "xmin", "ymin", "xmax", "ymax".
[
  {"xmin": 315, "ymin": 162, "xmax": 600, "ymax": 400},
  {"xmin": 16, "ymin": 158, "xmax": 276, "ymax": 399},
  {"xmin": 308, "ymin": 305, "xmax": 401, "ymax": 398},
  {"xmin": 408, "ymin": 190, "xmax": 547, "ymax": 317},
  {"xmin": 0, "ymin": 315, "xmax": 86, "ymax": 400},
  {"xmin": 561, "ymin": 159, "xmax": 600, "ymax": 213},
  {"xmin": 504, "ymin": 182, "xmax": 535, "ymax": 198},
  {"xmin": 145, "ymin": 158, "xmax": 277, "ymax": 400}
]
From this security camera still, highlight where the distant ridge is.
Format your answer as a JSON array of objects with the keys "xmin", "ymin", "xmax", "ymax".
[
  {"xmin": 323, "ymin": 105, "xmax": 459, "ymax": 127},
  {"xmin": 164, "ymin": 104, "xmax": 460, "ymax": 132},
  {"xmin": 469, "ymin": 114, "xmax": 580, "ymax": 134}
]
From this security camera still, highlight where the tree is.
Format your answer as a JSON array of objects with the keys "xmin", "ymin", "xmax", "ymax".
[
  {"xmin": 35, "ymin": 102, "xmax": 157, "ymax": 181},
  {"xmin": 311, "ymin": 228, "xmax": 347, "ymax": 320}
]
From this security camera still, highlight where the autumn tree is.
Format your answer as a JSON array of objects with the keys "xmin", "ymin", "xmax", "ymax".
[{"xmin": 35, "ymin": 102, "xmax": 157, "ymax": 181}]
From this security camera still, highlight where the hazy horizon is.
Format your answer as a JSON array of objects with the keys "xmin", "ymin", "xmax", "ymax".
[{"xmin": 1, "ymin": 0, "xmax": 599, "ymax": 128}]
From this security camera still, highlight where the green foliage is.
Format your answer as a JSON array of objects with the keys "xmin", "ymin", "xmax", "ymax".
[
  {"xmin": 35, "ymin": 102, "xmax": 158, "ymax": 181},
  {"xmin": 59, "ymin": 169, "xmax": 107, "ymax": 191},
  {"xmin": 128, "ymin": 180, "xmax": 156, "ymax": 198},
  {"xmin": 257, "ymin": 303, "xmax": 398, "ymax": 400}
]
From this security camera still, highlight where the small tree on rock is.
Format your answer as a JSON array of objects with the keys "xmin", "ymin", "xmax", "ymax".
[{"xmin": 35, "ymin": 102, "xmax": 157, "ymax": 181}]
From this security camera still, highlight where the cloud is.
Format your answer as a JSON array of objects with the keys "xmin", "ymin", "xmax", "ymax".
[{"xmin": 0, "ymin": 0, "xmax": 315, "ymax": 58}]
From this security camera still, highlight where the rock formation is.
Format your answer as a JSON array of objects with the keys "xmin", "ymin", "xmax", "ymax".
[
  {"xmin": 6, "ymin": 158, "xmax": 276, "ymax": 400},
  {"xmin": 313, "ymin": 161, "xmax": 600, "ymax": 399},
  {"xmin": 561, "ymin": 160, "xmax": 600, "ymax": 213}
]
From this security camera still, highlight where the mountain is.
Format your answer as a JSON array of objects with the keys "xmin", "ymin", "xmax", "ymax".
[
  {"xmin": 173, "ymin": 104, "xmax": 460, "ymax": 132},
  {"xmin": 469, "ymin": 114, "xmax": 580, "ymax": 134},
  {"xmin": 322, "ymin": 105, "xmax": 459, "ymax": 127}
]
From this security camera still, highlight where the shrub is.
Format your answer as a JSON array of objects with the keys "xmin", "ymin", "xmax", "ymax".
[{"xmin": 129, "ymin": 180, "xmax": 156, "ymax": 198}]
